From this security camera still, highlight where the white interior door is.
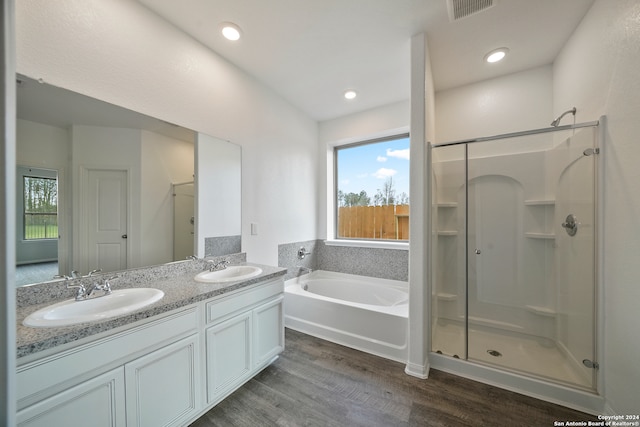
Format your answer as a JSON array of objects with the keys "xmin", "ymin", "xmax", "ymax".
[{"xmin": 86, "ymin": 169, "xmax": 128, "ymax": 273}]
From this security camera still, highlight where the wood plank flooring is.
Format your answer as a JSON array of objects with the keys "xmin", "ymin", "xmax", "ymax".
[{"xmin": 191, "ymin": 329, "xmax": 595, "ymax": 426}]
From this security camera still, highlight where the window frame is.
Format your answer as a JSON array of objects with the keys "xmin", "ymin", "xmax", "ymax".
[
  {"xmin": 331, "ymin": 131, "xmax": 410, "ymax": 247},
  {"xmin": 21, "ymin": 170, "xmax": 58, "ymax": 241}
]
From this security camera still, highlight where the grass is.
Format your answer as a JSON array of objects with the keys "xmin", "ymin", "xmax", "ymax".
[{"xmin": 24, "ymin": 224, "xmax": 58, "ymax": 240}]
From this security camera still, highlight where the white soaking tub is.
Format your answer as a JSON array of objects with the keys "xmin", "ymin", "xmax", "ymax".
[{"xmin": 284, "ymin": 270, "xmax": 408, "ymax": 362}]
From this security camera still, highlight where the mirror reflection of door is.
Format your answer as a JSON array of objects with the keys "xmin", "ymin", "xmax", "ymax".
[
  {"xmin": 84, "ymin": 168, "xmax": 128, "ymax": 273},
  {"xmin": 15, "ymin": 166, "xmax": 60, "ymax": 286},
  {"xmin": 173, "ymin": 181, "xmax": 195, "ymax": 261}
]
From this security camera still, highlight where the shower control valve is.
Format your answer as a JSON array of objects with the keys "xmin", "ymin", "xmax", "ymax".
[{"xmin": 561, "ymin": 214, "xmax": 579, "ymax": 236}]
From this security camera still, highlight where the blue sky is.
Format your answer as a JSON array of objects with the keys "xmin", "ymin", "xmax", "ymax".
[{"xmin": 336, "ymin": 136, "xmax": 410, "ymax": 202}]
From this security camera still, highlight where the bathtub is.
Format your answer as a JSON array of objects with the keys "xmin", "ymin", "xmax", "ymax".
[{"xmin": 284, "ymin": 270, "xmax": 408, "ymax": 362}]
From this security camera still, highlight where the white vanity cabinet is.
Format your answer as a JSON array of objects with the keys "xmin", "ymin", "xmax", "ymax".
[
  {"xmin": 17, "ymin": 306, "xmax": 201, "ymax": 427},
  {"xmin": 204, "ymin": 278, "xmax": 284, "ymax": 405},
  {"xmin": 16, "ymin": 273, "xmax": 285, "ymax": 427}
]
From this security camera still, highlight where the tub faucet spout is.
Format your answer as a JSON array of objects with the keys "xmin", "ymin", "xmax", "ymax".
[{"xmin": 297, "ymin": 266, "xmax": 312, "ymax": 276}]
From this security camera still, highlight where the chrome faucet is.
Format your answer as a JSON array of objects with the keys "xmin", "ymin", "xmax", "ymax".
[
  {"xmin": 56, "ymin": 270, "xmax": 115, "ymax": 301},
  {"xmin": 206, "ymin": 259, "xmax": 230, "ymax": 272},
  {"xmin": 86, "ymin": 276, "xmax": 116, "ymax": 299},
  {"xmin": 53, "ymin": 271, "xmax": 87, "ymax": 301},
  {"xmin": 55, "ymin": 274, "xmax": 87, "ymax": 301}
]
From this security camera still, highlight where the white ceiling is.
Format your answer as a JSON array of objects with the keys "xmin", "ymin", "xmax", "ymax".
[{"xmin": 138, "ymin": 0, "xmax": 595, "ymax": 122}]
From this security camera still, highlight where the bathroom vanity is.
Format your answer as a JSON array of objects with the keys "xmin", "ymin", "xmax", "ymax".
[{"xmin": 15, "ymin": 261, "xmax": 286, "ymax": 427}]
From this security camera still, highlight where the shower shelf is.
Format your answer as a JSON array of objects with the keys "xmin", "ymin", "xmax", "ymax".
[
  {"xmin": 524, "ymin": 199, "xmax": 555, "ymax": 206},
  {"xmin": 436, "ymin": 292, "xmax": 457, "ymax": 301},
  {"xmin": 525, "ymin": 232, "xmax": 555, "ymax": 239},
  {"xmin": 525, "ymin": 305, "xmax": 557, "ymax": 317}
]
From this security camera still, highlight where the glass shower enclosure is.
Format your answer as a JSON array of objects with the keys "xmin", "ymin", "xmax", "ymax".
[{"xmin": 430, "ymin": 123, "xmax": 600, "ymax": 391}]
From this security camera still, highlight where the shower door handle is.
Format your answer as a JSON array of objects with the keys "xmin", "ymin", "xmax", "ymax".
[{"xmin": 561, "ymin": 214, "xmax": 578, "ymax": 236}]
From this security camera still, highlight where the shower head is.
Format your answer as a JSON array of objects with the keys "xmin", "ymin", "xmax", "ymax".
[{"xmin": 550, "ymin": 107, "xmax": 577, "ymax": 127}]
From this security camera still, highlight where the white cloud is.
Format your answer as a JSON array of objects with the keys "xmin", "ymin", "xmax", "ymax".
[
  {"xmin": 386, "ymin": 148, "xmax": 410, "ymax": 160},
  {"xmin": 377, "ymin": 155, "xmax": 387, "ymax": 162},
  {"xmin": 373, "ymin": 168, "xmax": 397, "ymax": 179},
  {"xmin": 341, "ymin": 179, "xmax": 350, "ymax": 186}
]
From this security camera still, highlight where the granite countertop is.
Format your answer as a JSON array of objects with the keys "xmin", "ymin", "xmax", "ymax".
[{"xmin": 16, "ymin": 261, "xmax": 286, "ymax": 359}]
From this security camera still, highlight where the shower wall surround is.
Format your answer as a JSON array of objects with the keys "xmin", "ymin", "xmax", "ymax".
[{"xmin": 278, "ymin": 240, "xmax": 408, "ymax": 281}]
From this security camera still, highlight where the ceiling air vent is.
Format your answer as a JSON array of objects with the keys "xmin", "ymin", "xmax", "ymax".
[{"xmin": 447, "ymin": 0, "xmax": 496, "ymax": 21}]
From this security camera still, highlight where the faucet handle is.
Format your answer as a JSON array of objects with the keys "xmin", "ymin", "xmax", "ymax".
[
  {"xmin": 102, "ymin": 276, "xmax": 118, "ymax": 294},
  {"xmin": 297, "ymin": 247, "xmax": 311, "ymax": 259},
  {"xmin": 87, "ymin": 269, "xmax": 102, "ymax": 277},
  {"xmin": 59, "ymin": 277, "xmax": 86, "ymax": 300}
]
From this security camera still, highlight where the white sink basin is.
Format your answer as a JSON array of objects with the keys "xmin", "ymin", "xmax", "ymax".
[
  {"xmin": 23, "ymin": 288, "xmax": 165, "ymax": 328},
  {"xmin": 194, "ymin": 265, "xmax": 262, "ymax": 283}
]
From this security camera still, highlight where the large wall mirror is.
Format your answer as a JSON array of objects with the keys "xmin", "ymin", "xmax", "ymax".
[{"xmin": 16, "ymin": 75, "xmax": 241, "ymax": 287}]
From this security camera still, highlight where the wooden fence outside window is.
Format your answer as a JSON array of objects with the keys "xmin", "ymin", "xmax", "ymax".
[{"xmin": 337, "ymin": 204, "xmax": 409, "ymax": 240}]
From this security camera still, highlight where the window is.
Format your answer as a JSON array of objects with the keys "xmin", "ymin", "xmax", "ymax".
[
  {"xmin": 335, "ymin": 134, "xmax": 410, "ymax": 241},
  {"xmin": 23, "ymin": 175, "xmax": 58, "ymax": 240}
]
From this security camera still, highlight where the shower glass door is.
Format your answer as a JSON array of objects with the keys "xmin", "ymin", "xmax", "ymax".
[{"xmin": 432, "ymin": 126, "xmax": 598, "ymax": 391}]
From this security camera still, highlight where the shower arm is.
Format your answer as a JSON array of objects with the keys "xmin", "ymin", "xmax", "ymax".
[{"xmin": 550, "ymin": 107, "xmax": 577, "ymax": 127}]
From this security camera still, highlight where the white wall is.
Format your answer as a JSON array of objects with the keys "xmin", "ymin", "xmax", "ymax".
[
  {"xmin": 140, "ymin": 130, "xmax": 193, "ymax": 266},
  {"xmin": 435, "ymin": 65, "xmax": 553, "ymax": 144},
  {"xmin": 553, "ymin": 0, "xmax": 640, "ymax": 414},
  {"xmin": 16, "ymin": 0, "xmax": 318, "ymax": 266}
]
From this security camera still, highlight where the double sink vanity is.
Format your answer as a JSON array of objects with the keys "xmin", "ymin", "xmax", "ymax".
[{"xmin": 15, "ymin": 257, "xmax": 286, "ymax": 427}]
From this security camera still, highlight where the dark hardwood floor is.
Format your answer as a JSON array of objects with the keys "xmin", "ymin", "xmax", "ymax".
[{"xmin": 191, "ymin": 329, "xmax": 594, "ymax": 426}]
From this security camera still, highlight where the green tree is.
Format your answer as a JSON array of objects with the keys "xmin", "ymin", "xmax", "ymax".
[{"xmin": 340, "ymin": 190, "xmax": 370, "ymax": 207}]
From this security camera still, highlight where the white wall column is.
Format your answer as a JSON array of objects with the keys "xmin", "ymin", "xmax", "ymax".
[
  {"xmin": 1, "ymin": 0, "xmax": 17, "ymax": 423},
  {"xmin": 406, "ymin": 32, "xmax": 435, "ymax": 379}
]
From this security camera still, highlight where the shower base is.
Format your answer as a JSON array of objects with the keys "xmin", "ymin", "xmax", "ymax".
[{"xmin": 431, "ymin": 320, "xmax": 592, "ymax": 389}]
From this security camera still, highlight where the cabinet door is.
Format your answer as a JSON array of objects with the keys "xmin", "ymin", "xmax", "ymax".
[
  {"xmin": 206, "ymin": 311, "xmax": 252, "ymax": 404},
  {"xmin": 253, "ymin": 295, "xmax": 284, "ymax": 367},
  {"xmin": 125, "ymin": 334, "xmax": 200, "ymax": 427},
  {"xmin": 17, "ymin": 367, "xmax": 125, "ymax": 427}
]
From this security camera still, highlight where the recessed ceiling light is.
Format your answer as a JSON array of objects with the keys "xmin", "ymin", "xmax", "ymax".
[
  {"xmin": 344, "ymin": 90, "xmax": 357, "ymax": 100},
  {"xmin": 484, "ymin": 47, "xmax": 509, "ymax": 63},
  {"xmin": 221, "ymin": 22, "xmax": 242, "ymax": 41}
]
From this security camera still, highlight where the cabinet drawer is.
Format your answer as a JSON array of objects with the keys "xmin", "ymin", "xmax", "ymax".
[
  {"xmin": 17, "ymin": 305, "xmax": 198, "ymax": 408},
  {"xmin": 205, "ymin": 279, "xmax": 283, "ymax": 325}
]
